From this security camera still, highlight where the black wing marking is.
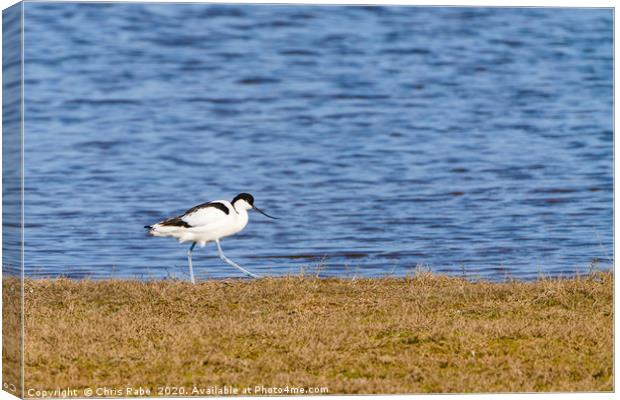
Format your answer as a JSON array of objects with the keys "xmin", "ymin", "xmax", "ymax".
[
  {"xmin": 154, "ymin": 202, "xmax": 230, "ymax": 229},
  {"xmin": 158, "ymin": 216, "xmax": 191, "ymax": 228},
  {"xmin": 184, "ymin": 201, "xmax": 230, "ymax": 216}
]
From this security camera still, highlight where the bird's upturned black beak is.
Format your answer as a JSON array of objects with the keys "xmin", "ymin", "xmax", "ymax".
[{"xmin": 253, "ymin": 205, "xmax": 278, "ymax": 219}]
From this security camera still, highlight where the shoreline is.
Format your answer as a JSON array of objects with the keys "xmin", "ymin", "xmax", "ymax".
[
  {"xmin": 5, "ymin": 272, "xmax": 613, "ymax": 394},
  {"xmin": 7, "ymin": 264, "xmax": 615, "ymax": 283}
]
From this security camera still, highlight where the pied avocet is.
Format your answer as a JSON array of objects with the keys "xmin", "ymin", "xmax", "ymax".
[{"xmin": 145, "ymin": 193, "xmax": 277, "ymax": 283}]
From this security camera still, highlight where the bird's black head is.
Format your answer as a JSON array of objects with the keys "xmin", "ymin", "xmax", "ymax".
[
  {"xmin": 232, "ymin": 192, "xmax": 254, "ymax": 206},
  {"xmin": 231, "ymin": 192, "xmax": 278, "ymax": 219}
]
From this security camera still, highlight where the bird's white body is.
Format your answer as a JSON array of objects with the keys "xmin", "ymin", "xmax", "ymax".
[{"xmin": 149, "ymin": 200, "xmax": 251, "ymax": 246}]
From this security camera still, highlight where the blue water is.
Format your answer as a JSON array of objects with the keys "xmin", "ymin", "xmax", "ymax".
[{"xmin": 19, "ymin": 4, "xmax": 612, "ymax": 281}]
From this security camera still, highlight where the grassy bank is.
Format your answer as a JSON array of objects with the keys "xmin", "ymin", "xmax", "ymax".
[{"xmin": 14, "ymin": 271, "xmax": 614, "ymax": 394}]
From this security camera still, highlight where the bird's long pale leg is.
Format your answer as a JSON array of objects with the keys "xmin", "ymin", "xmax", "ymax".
[
  {"xmin": 215, "ymin": 239, "xmax": 260, "ymax": 278},
  {"xmin": 187, "ymin": 242, "xmax": 197, "ymax": 284}
]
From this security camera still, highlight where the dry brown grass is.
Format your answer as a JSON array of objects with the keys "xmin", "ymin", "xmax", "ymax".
[
  {"xmin": 14, "ymin": 271, "xmax": 614, "ymax": 394},
  {"xmin": 3, "ymin": 277, "xmax": 23, "ymax": 398}
]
